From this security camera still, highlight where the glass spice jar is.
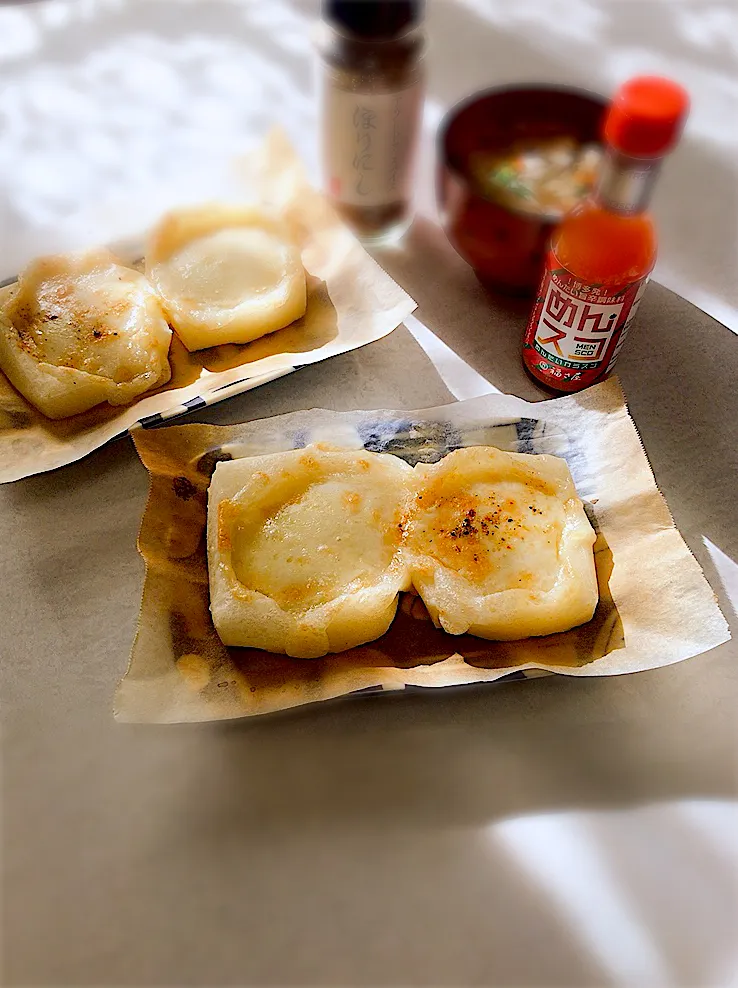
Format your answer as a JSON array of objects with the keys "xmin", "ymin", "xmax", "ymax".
[{"xmin": 317, "ymin": 0, "xmax": 426, "ymax": 246}]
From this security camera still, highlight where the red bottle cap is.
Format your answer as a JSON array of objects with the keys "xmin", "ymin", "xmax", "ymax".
[{"xmin": 604, "ymin": 76, "xmax": 690, "ymax": 157}]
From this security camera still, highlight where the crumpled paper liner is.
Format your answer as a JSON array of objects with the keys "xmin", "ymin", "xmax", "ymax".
[
  {"xmin": 0, "ymin": 132, "xmax": 416, "ymax": 483},
  {"xmin": 116, "ymin": 377, "xmax": 729, "ymax": 723}
]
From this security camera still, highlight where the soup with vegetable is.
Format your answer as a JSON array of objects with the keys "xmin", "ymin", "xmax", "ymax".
[{"xmin": 470, "ymin": 137, "xmax": 602, "ymax": 218}]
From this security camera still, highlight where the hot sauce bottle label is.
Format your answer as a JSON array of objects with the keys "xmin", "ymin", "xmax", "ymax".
[{"xmin": 523, "ymin": 251, "xmax": 649, "ymax": 389}]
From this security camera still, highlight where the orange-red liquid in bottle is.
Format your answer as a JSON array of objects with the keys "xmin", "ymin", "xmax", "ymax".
[{"xmin": 523, "ymin": 76, "xmax": 689, "ymax": 393}]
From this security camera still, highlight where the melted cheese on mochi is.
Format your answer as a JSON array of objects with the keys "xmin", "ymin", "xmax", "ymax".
[
  {"xmin": 207, "ymin": 444, "xmax": 415, "ymax": 658},
  {"xmin": 405, "ymin": 446, "xmax": 598, "ymax": 639},
  {"xmin": 0, "ymin": 249, "xmax": 172, "ymax": 419},
  {"xmin": 145, "ymin": 204, "xmax": 306, "ymax": 351}
]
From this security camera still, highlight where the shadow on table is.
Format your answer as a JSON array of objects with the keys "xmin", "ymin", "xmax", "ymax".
[
  {"xmin": 372, "ymin": 215, "xmax": 544, "ymax": 398},
  {"xmin": 173, "ymin": 647, "xmax": 736, "ymax": 983},
  {"xmin": 188, "ymin": 649, "xmax": 735, "ymax": 836}
]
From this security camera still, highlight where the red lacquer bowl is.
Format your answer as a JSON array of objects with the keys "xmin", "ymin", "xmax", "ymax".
[{"xmin": 437, "ymin": 85, "xmax": 607, "ymax": 296}]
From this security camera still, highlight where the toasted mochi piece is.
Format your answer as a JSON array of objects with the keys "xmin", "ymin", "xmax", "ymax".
[
  {"xmin": 0, "ymin": 249, "xmax": 172, "ymax": 419},
  {"xmin": 405, "ymin": 446, "xmax": 598, "ymax": 640},
  {"xmin": 145, "ymin": 203, "xmax": 307, "ymax": 351},
  {"xmin": 207, "ymin": 445, "xmax": 415, "ymax": 658}
]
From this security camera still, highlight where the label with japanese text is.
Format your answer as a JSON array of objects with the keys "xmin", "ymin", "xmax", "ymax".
[
  {"xmin": 323, "ymin": 82, "xmax": 423, "ymax": 207},
  {"xmin": 523, "ymin": 252, "xmax": 649, "ymax": 389}
]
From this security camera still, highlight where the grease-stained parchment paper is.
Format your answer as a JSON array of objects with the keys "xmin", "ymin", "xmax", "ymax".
[
  {"xmin": 116, "ymin": 377, "xmax": 729, "ymax": 722},
  {"xmin": 0, "ymin": 132, "xmax": 416, "ymax": 483}
]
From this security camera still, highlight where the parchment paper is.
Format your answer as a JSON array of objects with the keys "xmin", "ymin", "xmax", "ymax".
[
  {"xmin": 0, "ymin": 132, "xmax": 416, "ymax": 484},
  {"xmin": 116, "ymin": 377, "xmax": 729, "ymax": 723}
]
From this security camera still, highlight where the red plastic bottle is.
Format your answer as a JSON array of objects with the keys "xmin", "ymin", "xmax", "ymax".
[{"xmin": 522, "ymin": 76, "xmax": 689, "ymax": 392}]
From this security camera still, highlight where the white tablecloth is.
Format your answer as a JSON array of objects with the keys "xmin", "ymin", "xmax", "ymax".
[{"xmin": 1, "ymin": 3, "xmax": 737, "ymax": 986}]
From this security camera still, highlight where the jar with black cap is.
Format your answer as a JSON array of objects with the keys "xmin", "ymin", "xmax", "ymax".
[{"xmin": 317, "ymin": 0, "xmax": 426, "ymax": 245}]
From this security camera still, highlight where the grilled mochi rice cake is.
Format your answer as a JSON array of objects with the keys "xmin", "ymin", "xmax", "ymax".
[
  {"xmin": 145, "ymin": 203, "xmax": 306, "ymax": 352},
  {"xmin": 0, "ymin": 248, "xmax": 172, "ymax": 419},
  {"xmin": 207, "ymin": 445, "xmax": 415, "ymax": 658},
  {"xmin": 404, "ymin": 446, "xmax": 598, "ymax": 640}
]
